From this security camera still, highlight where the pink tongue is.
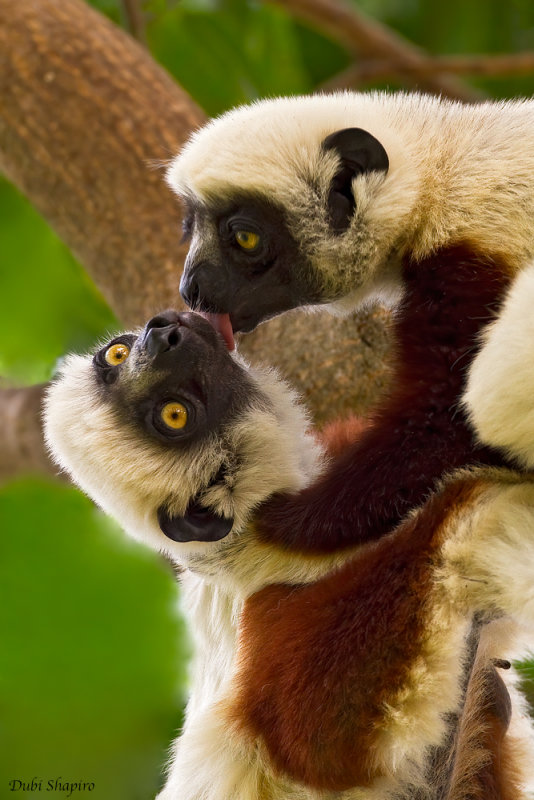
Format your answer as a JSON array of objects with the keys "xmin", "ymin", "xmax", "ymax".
[{"xmin": 200, "ymin": 312, "xmax": 235, "ymax": 351}]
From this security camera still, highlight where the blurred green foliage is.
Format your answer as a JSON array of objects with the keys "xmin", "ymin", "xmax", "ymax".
[
  {"xmin": 0, "ymin": 181, "xmax": 119, "ymax": 386},
  {"xmin": 3, "ymin": 0, "xmax": 534, "ymax": 797},
  {"xmin": 0, "ymin": 480, "xmax": 188, "ymax": 799}
]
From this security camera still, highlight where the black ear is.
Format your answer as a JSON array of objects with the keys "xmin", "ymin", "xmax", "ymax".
[
  {"xmin": 157, "ymin": 500, "xmax": 233, "ymax": 543},
  {"xmin": 321, "ymin": 128, "xmax": 389, "ymax": 233}
]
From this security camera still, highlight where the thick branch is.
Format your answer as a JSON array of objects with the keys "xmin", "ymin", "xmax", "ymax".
[
  {"xmin": 0, "ymin": 0, "xmax": 391, "ymax": 482},
  {"xmin": 0, "ymin": 0, "xmax": 205, "ymax": 327},
  {"xmin": 0, "ymin": 384, "xmax": 56, "ymax": 482},
  {"xmin": 271, "ymin": 0, "xmax": 483, "ymax": 101},
  {"xmin": 238, "ymin": 307, "xmax": 392, "ymax": 423}
]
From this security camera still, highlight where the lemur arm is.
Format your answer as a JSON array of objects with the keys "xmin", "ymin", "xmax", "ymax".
[{"xmin": 255, "ymin": 248, "xmax": 510, "ymax": 555}]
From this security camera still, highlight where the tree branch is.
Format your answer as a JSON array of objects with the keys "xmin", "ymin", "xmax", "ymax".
[
  {"xmin": 121, "ymin": 0, "xmax": 148, "ymax": 46},
  {"xmin": 0, "ymin": 384, "xmax": 57, "ymax": 482},
  {"xmin": 0, "ymin": 0, "xmax": 392, "ymax": 483},
  {"xmin": 0, "ymin": 0, "xmax": 205, "ymax": 328},
  {"xmin": 322, "ymin": 51, "xmax": 534, "ymax": 90},
  {"xmin": 271, "ymin": 0, "xmax": 483, "ymax": 101}
]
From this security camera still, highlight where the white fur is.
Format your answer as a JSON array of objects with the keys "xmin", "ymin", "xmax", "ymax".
[
  {"xmin": 464, "ymin": 261, "xmax": 534, "ymax": 469},
  {"xmin": 44, "ymin": 347, "xmax": 326, "ymax": 587},
  {"xmin": 44, "ymin": 344, "xmax": 534, "ymax": 799},
  {"xmin": 167, "ymin": 93, "xmax": 534, "ymax": 453},
  {"xmin": 439, "ymin": 477, "xmax": 534, "ymax": 628},
  {"xmin": 157, "ymin": 468, "xmax": 534, "ymax": 800},
  {"xmin": 168, "ymin": 93, "xmax": 534, "ymax": 308}
]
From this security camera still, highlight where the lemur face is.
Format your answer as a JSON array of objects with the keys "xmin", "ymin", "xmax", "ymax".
[
  {"xmin": 91, "ymin": 310, "xmax": 252, "ymax": 449},
  {"xmin": 44, "ymin": 311, "xmax": 320, "ymax": 562},
  {"xmin": 168, "ymin": 113, "xmax": 390, "ymax": 343},
  {"xmin": 44, "ymin": 311, "xmax": 263, "ymax": 549},
  {"xmin": 92, "ymin": 310, "xmax": 261, "ymax": 543},
  {"xmin": 179, "ymin": 194, "xmax": 324, "ymax": 338}
]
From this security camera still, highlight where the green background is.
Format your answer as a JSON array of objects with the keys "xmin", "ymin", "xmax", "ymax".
[{"xmin": 2, "ymin": 0, "xmax": 534, "ymax": 796}]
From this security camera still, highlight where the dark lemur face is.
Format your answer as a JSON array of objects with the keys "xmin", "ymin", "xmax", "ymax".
[
  {"xmin": 177, "ymin": 128, "xmax": 389, "ymax": 336},
  {"xmin": 60, "ymin": 310, "xmax": 260, "ymax": 545},
  {"xmin": 45, "ymin": 308, "xmax": 322, "ymax": 566},
  {"xmin": 92, "ymin": 310, "xmax": 252, "ymax": 448},
  {"xmin": 179, "ymin": 194, "xmax": 324, "ymax": 335}
]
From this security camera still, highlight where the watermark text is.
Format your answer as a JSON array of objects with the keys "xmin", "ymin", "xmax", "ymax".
[{"xmin": 8, "ymin": 778, "xmax": 95, "ymax": 796}]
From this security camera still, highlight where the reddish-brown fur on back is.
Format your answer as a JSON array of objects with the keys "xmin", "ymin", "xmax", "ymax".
[
  {"xmin": 256, "ymin": 244, "xmax": 513, "ymax": 553},
  {"xmin": 232, "ymin": 478, "xmax": 482, "ymax": 791}
]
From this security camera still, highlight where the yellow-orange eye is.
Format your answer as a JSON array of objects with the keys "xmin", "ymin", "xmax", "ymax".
[
  {"xmin": 235, "ymin": 230, "xmax": 260, "ymax": 251},
  {"xmin": 160, "ymin": 401, "xmax": 188, "ymax": 430},
  {"xmin": 104, "ymin": 343, "xmax": 130, "ymax": 366}
]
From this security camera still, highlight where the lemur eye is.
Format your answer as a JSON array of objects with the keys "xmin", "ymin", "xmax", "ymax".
[
  {"xmin": 235, "ymin": 230, "xmax": 260, "ymax": 251},
  {"xmin": 160, "ymin": 401, "xmax": 188, "ymax": 430},
  {"xmin": 105, "ymin": 343, "xmax": 130, "ymax": 366}
]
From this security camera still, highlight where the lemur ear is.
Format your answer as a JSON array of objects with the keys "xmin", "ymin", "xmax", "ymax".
[
  {"xmin": 321, "ymin": 128, "xmax": 389, "ymax": 233},
  {"xmin": 157, "ymin": 500, "xmax": 233, "ymax": 543}
]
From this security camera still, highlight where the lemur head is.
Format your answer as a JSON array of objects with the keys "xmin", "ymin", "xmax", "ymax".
[
  {"xmin": 166, "ymin": 93, "xmax": 418, "ymax": 343},
  {"xmin": 44, "ymin": 311, "xmax": 319, "ymax": 562}
]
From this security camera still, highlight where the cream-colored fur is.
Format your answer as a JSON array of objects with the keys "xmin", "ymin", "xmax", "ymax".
[
  {"xmin": 44, "ymin": 345, "xmax": 329, "ymax": 591},
  {"xmin": 44, "ymin": 345, "xmax": 534, "ymax": 799},
  {"xmin": 167, "ymin": 93, "xmax": 534, "ymax": 454},
  {"xmin": 167, "ymin": 93, "xmax": 534, "ymax": 308},
  {"xmin": 440, "ymin": 477, "xmax": 534, "ymax": 629},
  {"xmin": 464, "ymin": 261, "xmax": 534, "ymax": 470}
]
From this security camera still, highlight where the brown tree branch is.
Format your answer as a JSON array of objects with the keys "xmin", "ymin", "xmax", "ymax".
[
  {"xmin": 121, "ymin": 0, "xmax": 148, "ymax": 46},
  {"xmin": 322, "ymin": 51, "xmax": 534, "ymax": 90},
  {"xmin": 270, "ymin": 0, "xmax": 483, "ymax": 101},
  {"xmin": 0, "ymin": 0, "xmax": 392, "ymax": 482},
  {"xmin": 0, "ymin": 0, "xmax": 205, "ymax": 328},
  {"xmin": 0, "ymin": 384, "xmax": 57, "ymax": 482}
]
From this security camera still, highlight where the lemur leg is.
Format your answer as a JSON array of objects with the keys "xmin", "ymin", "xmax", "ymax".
[
  {"xmin": 445, "ymin": 651, "xmax": 514, "ymax": 800},
  {"xmin": 229, "ymin": 478, "xmax": 483, "ymax": 792}
]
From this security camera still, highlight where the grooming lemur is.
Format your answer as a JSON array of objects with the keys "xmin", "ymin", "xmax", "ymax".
[
  {"xmin": 44, "ymin": 310, "xmax": 534, "ymax": 799},
  {"xmin": 166, "ymin": 91, "xmax": 534, "ymax": 553}
]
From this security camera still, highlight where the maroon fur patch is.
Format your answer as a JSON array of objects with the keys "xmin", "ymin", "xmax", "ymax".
[
  {"xmin": 234, "ymin": 478, "xmax": 481, "ymax": 791},
  {"xmin": 256, "ymin": 243, "xmax": 513, "ymax": 553}
]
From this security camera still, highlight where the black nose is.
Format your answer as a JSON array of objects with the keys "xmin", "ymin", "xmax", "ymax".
[
  {"xmin": 180, "ymin": 261, "xmax": 230, "ymax": 313},
  {"xmin": 143, "ymin": 311, "xmax": 182, "ymax": 357},
  {"xmin": 180, "ymin": 270, "xmax": 200, "ymax": 310}
]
